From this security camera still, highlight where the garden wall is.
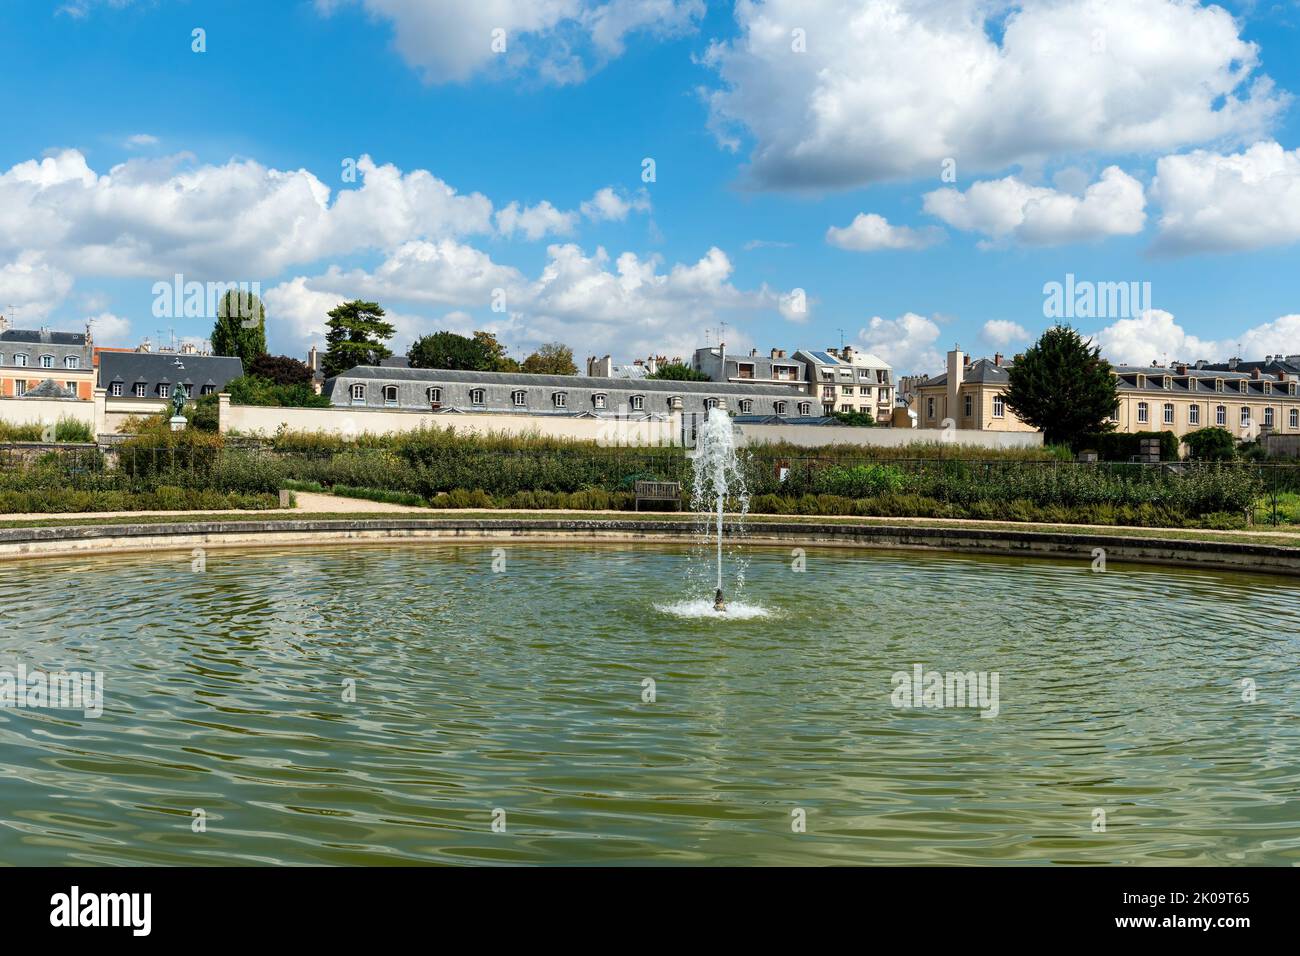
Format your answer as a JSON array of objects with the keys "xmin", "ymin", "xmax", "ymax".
[
  {"xmin": 736, "ymin": 423, "xmax": 1043, "ymax": 450},
  {"xmin": 0, "ymin": 396, "xmax": 96, "ymax": 430}
]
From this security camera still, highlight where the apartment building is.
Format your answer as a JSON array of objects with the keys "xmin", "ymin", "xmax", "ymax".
[
  {"xmin": 914, "ymin": 350, "xmax": 1035, "ymax": 432},
  {"xmin": 0, "ymin": 317, "xmax": 96, "ymax": 400},
  {"xmin": 691, "ymin": 346, "xmax": 808, "ymax": 390},
  {"xmin": 793, "ymin": 346, "xmax": 894, "ymax": 422}
]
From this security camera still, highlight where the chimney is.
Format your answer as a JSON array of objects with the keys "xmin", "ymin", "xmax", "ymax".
[
  {"xmin": 842, "ymin": 345, "xmax": 855, "ymax": 362},
  {"xmin": 0, "ymin": 313, "xmax": 7, "ymax": 332},
  {"xmin": 1251, "ymin": 367, "xmax": 1261, "ymax": 379},
  {"xmin": 1175, "ymin": 363, "xmax": 1187, "ymax": 376},
  {"xmin": 750, "ymin": 347, "xmax": 758, "ymax": 357},
  {"xmin": 308, "ymin": 345, "xmax": 319, "ymax": 371},
  {"xmin": 964, "ymin": 354, "xmax": 971, "ymax": 366},
  {"xmin": 1228, "ymin": 356, "xmax": 1239, "ymax": 370},
  {"xmin": 827, "ymin": 347, "xmax": 839, "ymax": 358},
  {"xmin": 946, "ymin": 348, "xmax": 964, "ymax": 427},
  {"xmin": 994, "ymin": 352, "xmax": 1003, "ymax": 367}
]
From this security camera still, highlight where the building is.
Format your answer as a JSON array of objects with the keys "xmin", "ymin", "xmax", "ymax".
[
  {"xmin": 99, "ymin": 351, "xmax": 244, "ymax": 403},
  {"xmin": 792, "ymin": 346, "xmax": 894, "ymax": 421},
  {"xmin": 690, "ymin": 345, "xmax": 808, "ymax": 390},
  {"xmin": 916, "ymin": 347, "xmax": 1300, "ymax": 441},
  {"xmin": 0, "ymin": 317, "xmax": 96, "ymax": 399},
  {"xmin": 586, "ymin": 354, "xmax": 670, "ymax": 379},
  {"xmin": 325, "ymin": 365, "xmax": 819, "ymax": 418},
  {"xmin": 915, "ymin": 350, "xmax": 1034, "ymax": 432}
]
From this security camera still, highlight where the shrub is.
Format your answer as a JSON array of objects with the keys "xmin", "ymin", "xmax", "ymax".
[{"xmin": 1182, "ymin": 426, "xmax": 1237, "ymax": 461}]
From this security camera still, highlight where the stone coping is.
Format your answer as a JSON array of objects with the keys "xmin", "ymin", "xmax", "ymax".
[{"xmin": 0, "ymin": 516, "xmax": 1296, "ymax": 576}]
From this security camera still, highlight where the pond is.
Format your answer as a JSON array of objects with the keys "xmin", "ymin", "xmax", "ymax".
[{"xmin": 0, "ymin": 543, "xmax": 1297, "ymax": 865}]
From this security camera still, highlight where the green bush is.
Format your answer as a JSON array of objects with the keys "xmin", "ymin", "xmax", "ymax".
[
  {"xmin": 1080, "ymin": 430, "xmax": 1181, "ymax": 461},
  {"xmin": 1184, "ymin": 426, "xmax": 1237, "ymax": 461}
]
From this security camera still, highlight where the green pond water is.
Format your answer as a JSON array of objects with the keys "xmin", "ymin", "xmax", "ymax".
[{"xmin": 0, "ymin": 542, "xmax": 1297, "ymax": 866}]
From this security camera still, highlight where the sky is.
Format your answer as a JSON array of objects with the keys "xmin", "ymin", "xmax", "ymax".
[{"xmin": 1, "ymin": 0, "xmax": 1299, "ymax": 376}]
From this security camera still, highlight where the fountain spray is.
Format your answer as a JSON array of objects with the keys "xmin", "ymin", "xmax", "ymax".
[{"xmin": 690, "ymin": 407, "xmax": 748, "ymax": 613}]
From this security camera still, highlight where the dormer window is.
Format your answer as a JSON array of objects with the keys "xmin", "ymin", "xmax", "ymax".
[
  {"xmin": 593, "ymin": 393, "xmax": 607, "ymax": 409},
  {"xmin": 1162, "ymin": 376, "xmax": 1172, "ymax": 389},
  {"xmin": 40, "ymin": 355, "xmax": 53, "ymax": 368},
  {"xmin": 1263, "ymin": 382, "xmax": 1272, "ymax": 394},
  {"xmin": 739, "ymin": 399, "xmax": 753, "ymax": 414},
  {"xmin": 1289, "ymin": 382, "xmax": 1298, "ymax": 396},
  {"xmin": 383, "ymin": 385, "xmax": 399, "ymax": 406},
  {"xmin": 470, "ymin": 388, "xmax": 486, "ymax": 406},
  {"xmin": 427, "ymin": 387, "xmax": 441, "ymax": 404},
  {"xmin": 134, "ymin": 383, "xmax": 147, "ymax": 398},
  {"xmin": 111, "ymin": 382, "xmax": 123, "ymax": 396},
  {"xmin": 1238, "ymin": 379, "xmax": 1248, "ymax": 393},
  {"xmin": 552, "ymin": 392, "xmax": 567, "ymax": 408},
  {"xmin": 64, "ymin": 356, "xmax": 79, "ymax": 369},
  {"xmin": 705, "ymin": 398, "xmax": 719, "ymax": 410},
  {"xmin": 1215, "ymin": 378, "xmax": 1224, "ymax": 392},
  {"xmin": 630, "ymin": 394, "xmax": 644, "ymax": 411},
  {"xmin": 1135, "ymin": 373, "xmax": 1146, "ymax": 388},
  {"xmin": 14, "ymin": 354, "xmax": 27, "ymax": 367},
  {"xmin": 799, "ymin": 402, "xmax": 811, "ymax": 415},
  {"xmin": 512, "ymin": 390, "xmax": 526, "ymax": 407},
  {"xmin": 158, "ymin": 384, "xmax": 170, "ymax": 398},
  {"xmin": 774, "ymin": 401, "xmax": 787, "ymax": 416},
  {"xmin": 350, "ymin": 383, "xmax": 365, "ymax": 405}
]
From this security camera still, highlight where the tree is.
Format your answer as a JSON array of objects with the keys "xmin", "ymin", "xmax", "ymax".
[
  {"xmin": 408, "ymin": 330, "xmax": 518, "ymax": 371},
  {"xmin": 1003, "ymin": 325, "xmax": 1118, "ymax": 448},
  {"xmin": 832, "ymin": 410, "xmax": 876, "ymax": 427},
  {"xmin": 211, "ymin": 290, "xmax": 267, "ymax": 366},
  {"xmin": 646, "ymin": 361, "xmax": 710, "ymax": 382},
  {"xmin": 520, "ymin": 342, "xmax": 577, "ymax": 375},
  {"xmin": 248, "ymin": 353, "xmax": 312, "ymax": 386},
  {"xmin": 322, "ymin": 300, "xmax": 394, "ymax": 377},
  {"xmin": 1184, "ymin": 426, "xmax": 1237, "ymax": 461}
]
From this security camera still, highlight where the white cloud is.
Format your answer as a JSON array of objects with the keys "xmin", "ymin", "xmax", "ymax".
[
  {"xmin": 1150, "ymin": 140, "xmax": 1300, "ymax": 254},
  {"xmin": 579, "ymin": 186, "xmax": 650, "ymax": 222},
  {"xmin": 0, "ymin": 253, "xmax": 74, "ymax": 323},
  {"xmin": 1092, "ymin": 309, "xmax": 1300, "ymax": 366},
  {"xmin": 495, "ymin": 200, "xmax": 579, "ymax": 239},
  {"xmin": 84, "ymin": 311, "xmax": 133, "ymax": 345},
  {"xmin": 317, "ymin": 0, "xmax": 702, "ymax": 84},
  {"xmin": 703, "ymin": 0, "xmax": 1285, "ymax": 190},
  {"xmin": 923, "ymin": 166, "xmax": 1146, "ymax": 245},
  {"xmin": 826, "ymin": 212, "xmax": 943, "ymax": 251},
  {"xmin": 856, "ymin": 312, "xmax": 944, "ymax": 375},
  {"xmin": 981, "ymin": 319, "xmax": 1029, "ymax": 348},
  {"xmin": 268, "ymin": 241, "xmax": 782, "ymax": 357},
  {"xmin": 124, "ymin": 133, "xmax": 159, "ymax": 148}
]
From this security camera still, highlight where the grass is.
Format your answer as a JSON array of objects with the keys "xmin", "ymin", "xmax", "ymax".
[
  {"xmin": 1253, "ymin": 491, "xmax": 1300, "ymax": 526},
  {"xmin": 2, "ymin": 509, "xmax": 1299, "ymax": 548}
]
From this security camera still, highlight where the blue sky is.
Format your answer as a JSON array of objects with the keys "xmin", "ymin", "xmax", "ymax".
[{"xmin": 2, "ymin": 0, "xmax": 1299, "ymax": 375}]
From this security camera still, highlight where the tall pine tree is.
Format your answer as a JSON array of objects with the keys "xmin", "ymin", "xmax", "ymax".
[
  {"xmin": 1003, "ymin": 325, "xmax": 1119, "ymax": 448},
  {"xmin": 211, "ymin": 290, "xmax": 268, "ymax": 366},
  {"xmin": 321, "ymin": 300, "xmax": 394, "ymax": 377}
]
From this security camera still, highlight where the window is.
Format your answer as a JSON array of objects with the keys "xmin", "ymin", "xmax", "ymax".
[
  {"xmin": 111, "ymin": 382, "xmax": 123, "ymax": 397},
  {"xmin": 427, "ymin": 387, "xmax": 441, "ymax": 404},
  {"xmin": 1240, "ymin": 406, "xmax": 1251, "ymax": 426},
  {"xmin": 798, "ymin": 402, "xmax": 811, "ymax": 415},
  {"xmin": 1163, "ymin": 402, "xmax": 1174, "ymax": 425},
  {"xmin": 1290, "ymin": 382, "xmax": 1298, "ymax": 396},
  {"xmin": 1188, "ymin": 404, "xmax": 1200, "ymax": 425},
  {"xmin": 383, "ymin": 385, "xmax": 399, "ymax": 407},
  {"xmin": 15, "ymin": 381, "xmax": 26, "ymax": 396},
  {"xmin": 201, "ymin": 384, "xmax": 214, "ymax": 395},
  {"xmin": 774, "ymin": 401, "xmax": 787, "ymax": 415},
  {"xmin": 927, "ymin": 396, "xmax": 935, "ymax": 419},
  {"xmin": 180, "ymin": 384, "xmax": 192, "ymax": 398},
  {"xmin": 842, "ymin": 385, "xmax": 854, "ymax": 396},
  {"xmin": 1216, "ymin": 404, "xmax": 1226, "ymax": 426},
  {"xmin": 159, "ymin": 384, "xmax": 170, "ymax": 398},
  {"xmin": 821, "ymin": 386, "xmax": 835, "ymax": 400},
  {"xmin": 1162, "ymin": 376, "xmax": 1172, "ymax": 389},
  {"xmin": 739, "ymin": 399, "xmax": 753, "ymax": 414},
  {"xmin": 512, "ymin": 390, "xmax": 526, "ymax": 407},
  {"xmin": 1137, "ymin": 401, "xmax": 1149, "ymax": 424},
  {"xmin": 1264, "ymin": 382, "xmax": 1272, "ymax": 395},
  {"xmin": 840, "ymin": 404, "xmax": 853, "ymax": 413},
  {"xmin": 593, "ymin": 393, "xmax": 607, "ymax": 409},
  {"xmin": 64, "ymin": 356, "xmax": 79, "ymax": 369},
  {"xmin": 350, "ymin": 383, "xmax": 365, "ymax": 405},
  {"xmin": 1291, "ymin": 409, "xmax": 1299, "ymax": 429},
  {"xmin": 1136, "ymin": 373, "xmax": 1146, "ymax": 388},
  {"xmin": 134, "ymin": 383, "xmax": 147, "ymax": 398},
  {"xmin": 552, "ymin": 392, "xmax": 567, "ymax": 408},
  {"xmin": 963, "ymin": 394, "xmax": 973, "ymax": 417},
  {"xmin": 992, "ymin": 395, "xmax": 1005, "ymax": 418},
  {"xmin": 1238, "ymin": 380, "xmax": 1248, "ymax": 393},
  {"xmin": 1215, "ymin": 378, "xmax": 1224, "ymax": 392},
  {"xmin": 860, "ymin": 405, "xmax": 870, "ymax": 414},
  {"xmin": 66, "ymin": 381, "xmax": 78, "ymax": 393},
  {"xmin": 630, "ymin": 395, "xmax": 644, "ymax": 411},
  {"xmin": 14, "ymin": 354, "xmax": 27, "ymax": 367},
  {"xmin": 705, "ymin": 398, "xmax": 719, "ymax": 410},
  {"xmin": 40, "ymin": 355, "xmax": 53, "ymax": 368},
  {"xmin": 1264, "ymin": 407, "xmax": 1275, "ymax": 427},
  {"xmin": 470, "ymin": 388, "xmax": 486, "ymax": 406}
]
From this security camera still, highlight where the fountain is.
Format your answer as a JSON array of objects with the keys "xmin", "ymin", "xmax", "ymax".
[{"xmin": 657, "ymin": 407, "xmax": 766, "ymax": 619}]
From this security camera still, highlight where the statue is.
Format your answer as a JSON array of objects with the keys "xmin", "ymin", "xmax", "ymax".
[{"xmin": 171, "ymin": 387, "xmax": 187, "ymax": 420}]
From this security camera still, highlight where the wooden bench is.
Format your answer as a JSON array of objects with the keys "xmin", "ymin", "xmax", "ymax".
[{"xmin": 634, "ymin": 480, "xmax": 682, "ymax": 512}]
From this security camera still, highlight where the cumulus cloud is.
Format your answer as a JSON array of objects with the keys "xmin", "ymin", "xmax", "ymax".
[
  {"xmin": 495, "ymin": 200, "xmax": 579, "ymax": 239},
  {"xmin": 703, "ymin": 0, "xmax": 1285, "ymax": 190},
  {"xmin": 317, "ymin": 0, "xmax": 703, "ymax": 84},
  {"xmin": 84, "ymin": 311, "xmax": 133, "ymax": 345},
  {"xmin": 981, "ymin": 319, "xmax": 1030, "ymax": 348},
  {"xmin": 826, "ymin": 213, "xmax": 943, "ymax": 251},
  {"xmin": 579, "ymin": 186, "xmax": 650, "ymax": 222},
  {"xmin": 0, "ymin": 253, "xmax": 74, "ymax": 323},
  {"xmin": 1150, "ymin": 140, "xmax": 1300, "ymax": 254},
  {"xmin": 856, "ymin": 312, "xmax": 944, "ymax": 375},
  {"xmin": 923, "ymin": 166, "xmax": 1146, "ymax": 245},
  {"xmin": 1092, "ymin": 309, "xmax": 1300, "ymax": 366}
]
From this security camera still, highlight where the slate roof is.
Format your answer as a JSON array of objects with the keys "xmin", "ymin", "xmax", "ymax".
[
  {"xmin": 0, "ymin": 329, "xmax": 87, "ymax": 346},
  {"xmin": 20, "ymin": 379, "xmax": 78, "ymax": 398},
  {"xmin": 99, "ymin": 352, "xmax": 243, "ymax": 389},
  {"xmin": 922, "ymin": 358, "xmax": 1012, "ymax": 387},
  {"xmin": 328, "ymin": 365, "xmax": 805, "ymax": 396}
]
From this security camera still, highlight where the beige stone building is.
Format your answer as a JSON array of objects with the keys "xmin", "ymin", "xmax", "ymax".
[{"xmin": 915, "ymin": 348, "xmax": 1300, "ymax": 442}]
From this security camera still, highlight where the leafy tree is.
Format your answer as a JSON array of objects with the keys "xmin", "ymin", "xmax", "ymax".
[
  {"xmin": 248, "ymin": 353, "xmax": 312, "ymax": 386},
  {"xmin": 1004, "ymin": 325, "xmax": 1118, "ymax": 447},
  {"xmin": 520, "ymin": 342, "xmax": 577, "ymax": 375},
  {"xmin": 832, "ymin": 410, "xmax": 876, "ymax": 427},
  {"xmin": 224, "ymin": 375, "xmax": 331, "ymax": 408},
  {"xmin": 408, "ymin": 330, "xmax": 517, "ymax": 371},
  {"xmin": 211, "ymin": 290, "xmax": 268, "ymax": 366},
  {"xmin": 322, "ymin": 300, "xmax": 394, "ymax": 377},
  {"xmin": 646, "ymin": 361, "xmax": 710, "ymax": 382},
  {"xmin": 1184, "ymin": 426, "xmax": 1237, "ymax": 461}
]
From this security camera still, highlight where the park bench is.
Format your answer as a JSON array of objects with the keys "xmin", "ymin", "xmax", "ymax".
[{"xmin": 634, "ymin": 480, "xmax": 682, "ymax": 512}]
